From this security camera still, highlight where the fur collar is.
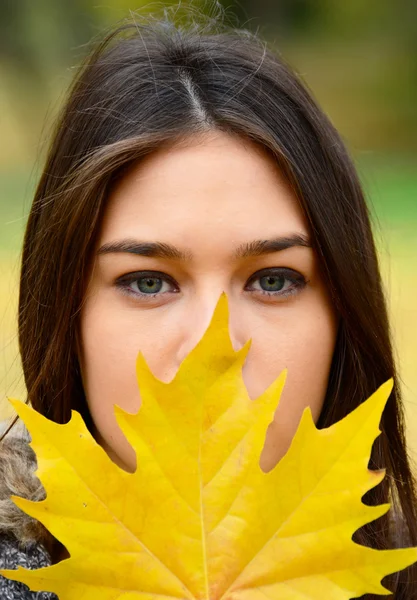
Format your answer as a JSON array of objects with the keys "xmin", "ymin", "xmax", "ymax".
[{"xmin": 0, "ymin": 428, "xmax": 51, "ymax": 547}]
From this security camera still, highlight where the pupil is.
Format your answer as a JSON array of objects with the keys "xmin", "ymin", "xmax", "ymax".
[
  {"xmin": 261, "ymin": 275, "xmax": 285, "ymax": 291},
  {"xmin": 138, "ymin": 277, "xmax": 163, "ymax": 294}
]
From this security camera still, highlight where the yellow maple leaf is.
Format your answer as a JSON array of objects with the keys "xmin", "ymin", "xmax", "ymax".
[{"xmin": 1, "ymin": 292, "xmax": 416, "ymax": 599}]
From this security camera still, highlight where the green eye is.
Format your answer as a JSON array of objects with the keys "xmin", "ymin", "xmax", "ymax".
[
  {"xmin": 135, "ymin": 276, "xmax": 165, "ymax": 294},
  {"xmin": 246, "ymin": 268, "xmax": 306, "ymax": 299}
]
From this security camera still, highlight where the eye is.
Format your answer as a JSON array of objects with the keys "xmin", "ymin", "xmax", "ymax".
[
  {"xmin": 245, "ymin": 267, "xmax": 307, "ymax": 299},
  {"xmin": 115, "ymin": 271, "xmax": 178, "ymax": 300},
  {"xmin": 115, "ymin": 268, "xmax": 307, "ymax": 302}
]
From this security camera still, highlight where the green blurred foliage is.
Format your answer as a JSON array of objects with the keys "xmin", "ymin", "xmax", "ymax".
[{"xmin": 234, "ymin": 0, "xmax": 417, "ymax": 154}]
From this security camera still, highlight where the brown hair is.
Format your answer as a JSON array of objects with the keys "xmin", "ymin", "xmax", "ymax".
[{"xmin": 9, "ymin": 5, "xmax": 417, "ymax": 595}]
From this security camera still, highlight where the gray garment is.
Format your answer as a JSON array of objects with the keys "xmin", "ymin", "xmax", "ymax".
[{"xmin": 0, "ymin": 535, "xmax": 56, "ymax": 599}]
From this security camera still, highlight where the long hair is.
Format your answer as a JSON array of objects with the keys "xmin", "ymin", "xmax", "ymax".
[{"xmin": 10, "ymin": 6, "xmax": 417, "ymax": 595}]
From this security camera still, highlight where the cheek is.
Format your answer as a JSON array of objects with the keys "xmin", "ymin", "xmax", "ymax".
[
  {"xmin": 78, "ymin": 293, "xmax": 144, "ymax": 470},
  {"xmin": 248, "ymin": 302, "xmax": 338, "ymax": 473}
]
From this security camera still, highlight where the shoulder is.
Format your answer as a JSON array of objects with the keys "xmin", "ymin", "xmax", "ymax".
[
  {"xmin": 0, "ymin": 534, "xmax": 56, "ymax": 599},
  {"xmin": 0, "ymin": 426, "xmax": 57, "ymax": 598}
]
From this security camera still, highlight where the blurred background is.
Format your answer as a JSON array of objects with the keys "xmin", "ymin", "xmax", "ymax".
[{"xmin": 0, "ymin": 1, "xmax": 416, "ymax": 458}]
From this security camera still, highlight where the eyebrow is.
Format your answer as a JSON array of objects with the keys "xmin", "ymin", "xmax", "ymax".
[{"xmin": 97, "ymin": 233, "xmax": 312, "ymax": 261}]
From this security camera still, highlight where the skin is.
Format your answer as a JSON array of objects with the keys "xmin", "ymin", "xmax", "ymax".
[{"xmin": 78, "ymin": 130, "xmax": 339, "ymax": 474}]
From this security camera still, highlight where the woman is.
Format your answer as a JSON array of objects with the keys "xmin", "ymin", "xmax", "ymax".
[{"xmin": 0, "ymin": 6, "xmax": 416, "ymax": 599}]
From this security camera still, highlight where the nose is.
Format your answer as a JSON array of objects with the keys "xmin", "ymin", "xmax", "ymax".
[{"xmin": 175, "ymin": 291, "xmax": 248, "ymax": 368}]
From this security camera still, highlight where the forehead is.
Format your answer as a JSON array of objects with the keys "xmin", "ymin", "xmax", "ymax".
[{"xmin": 99, "ymin": 131, "xmax": 310, "ymax": 243}]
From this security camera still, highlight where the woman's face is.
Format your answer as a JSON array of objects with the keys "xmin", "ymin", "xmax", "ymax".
[{"xmin": 79, "ymin": 131, "xmax": 339, "ymax": 473}]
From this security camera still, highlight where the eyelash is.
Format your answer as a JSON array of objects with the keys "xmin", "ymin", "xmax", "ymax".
[{"xmin": 115, "ymin": 268, "xmax": 308, "ymax": 302}]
